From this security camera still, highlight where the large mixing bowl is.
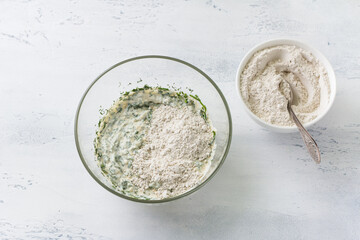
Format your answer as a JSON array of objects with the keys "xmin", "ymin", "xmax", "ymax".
[{"xmin": 75, "ymin": 55, "xmax": 232, "ymax": 203}]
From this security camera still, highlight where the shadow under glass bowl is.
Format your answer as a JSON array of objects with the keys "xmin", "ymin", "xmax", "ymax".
[{"xmin": 74, "ymin": 55, "xmax": 232, "ymax": 203}]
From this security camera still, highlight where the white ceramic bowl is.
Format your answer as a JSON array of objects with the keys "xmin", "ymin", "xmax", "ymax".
[{"xmin": 235, "ymin": 39, "xmax": 336, "ymax": 133}]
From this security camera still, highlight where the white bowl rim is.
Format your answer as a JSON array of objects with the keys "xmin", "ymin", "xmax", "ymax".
[{"xmin": 235, "ymin": 38, "xmax": 337, "ymax": 133}]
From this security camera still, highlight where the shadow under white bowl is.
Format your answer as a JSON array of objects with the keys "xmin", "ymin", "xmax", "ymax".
[{"xmin": 235, "ymin": 39, "xmax": 336, "ymax": 133}]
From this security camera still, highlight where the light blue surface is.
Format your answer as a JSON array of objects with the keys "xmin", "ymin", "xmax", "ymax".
[{"xmin": 1, "ymin": 0, "xmax": 359, "ymax": 239}]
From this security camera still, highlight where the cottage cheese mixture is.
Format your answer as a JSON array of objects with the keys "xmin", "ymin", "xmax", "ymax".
[
  {"xmin": 240, "ymin": 45, "xmax": 331, "ymax": 126},
  {"xmin": 95, "ymin": 86, "xmax": 216, "ymax": 200}
]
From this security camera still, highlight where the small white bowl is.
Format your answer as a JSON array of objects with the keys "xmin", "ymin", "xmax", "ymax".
[{"xmin": 235, "ymin": 39, "xmax": 336, "ymax": 133}]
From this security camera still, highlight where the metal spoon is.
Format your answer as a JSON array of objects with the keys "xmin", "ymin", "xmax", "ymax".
[{"xmin": 280, "ymin": 80, "xmax": 321, "ymax": 164}]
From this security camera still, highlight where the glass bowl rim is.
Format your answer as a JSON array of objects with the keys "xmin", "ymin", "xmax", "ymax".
[{"xmin": 74, "ymin": 55, "xmax": 233, "ymax": 203}]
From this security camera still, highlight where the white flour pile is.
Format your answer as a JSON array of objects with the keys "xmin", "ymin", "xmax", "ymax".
[
  {"xmin": 240, "ymin": 45, "xmax": 331, "ymax": 126},
  {"xmin": 132, "ymin": 105, "xmax": 214, "ymax": 199}
]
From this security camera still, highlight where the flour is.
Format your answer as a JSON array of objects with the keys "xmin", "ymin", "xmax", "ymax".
[
  {"xmin": 131, "ymin": 104, "xmax": 215, "ymax": 199},
  {"xmin": 240, "ymin": 45, "xmax": 331, "ymax": 126}
]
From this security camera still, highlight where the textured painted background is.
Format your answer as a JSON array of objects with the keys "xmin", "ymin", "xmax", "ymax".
[{"xmin": 1, "ymin": 0, "xmax": 359, "ymax": 239}]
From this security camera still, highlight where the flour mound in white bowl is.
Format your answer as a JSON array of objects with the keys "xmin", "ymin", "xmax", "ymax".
[{"xmin": 240, "ymin": 45, "xmax": 331, "ymax": 126}]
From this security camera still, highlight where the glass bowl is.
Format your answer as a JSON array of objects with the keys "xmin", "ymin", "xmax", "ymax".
[{"xmin": 74, "ymin": 55, "xmax": 232, "ymax": 203}]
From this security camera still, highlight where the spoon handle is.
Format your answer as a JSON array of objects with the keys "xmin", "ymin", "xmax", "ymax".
[{"xmin": 288, "ymin": 105, "xmax": 321, "ymax": 164}]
